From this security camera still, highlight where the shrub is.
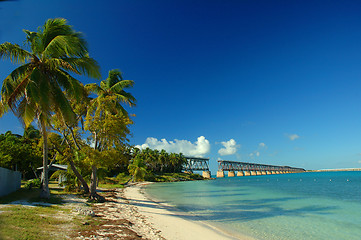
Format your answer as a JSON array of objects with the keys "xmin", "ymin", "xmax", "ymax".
[{"xmin": 24, "ymin": 179, "xmax": 41, "ymax": 190}]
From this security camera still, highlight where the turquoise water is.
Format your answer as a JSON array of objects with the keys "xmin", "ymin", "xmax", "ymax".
[{"xmin": 145, "ymin": 172, "xmax": 361, "ymax": 240}]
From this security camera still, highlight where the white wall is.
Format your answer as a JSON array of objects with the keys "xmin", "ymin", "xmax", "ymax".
[{"xmin": 0, "ymin": 167, "xmax": 21, "ymax": 197}]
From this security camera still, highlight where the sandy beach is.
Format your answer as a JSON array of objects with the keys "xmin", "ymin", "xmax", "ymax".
[
  {"xmin": 123, "ymin": 182, "xmax": 250, "ymax": 240},
  {"xmin": 75, "ymin": 182, "xmax": 253, "ymax": 239}
]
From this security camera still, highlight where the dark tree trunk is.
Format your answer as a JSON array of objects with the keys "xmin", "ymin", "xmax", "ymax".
[
  {"xmin": 89, "ymin": 165, "xmax": 105, "ymax": 202},
  {"xmin": 90, "ymin": 165, "xmax": 97, "ymax": 197}
]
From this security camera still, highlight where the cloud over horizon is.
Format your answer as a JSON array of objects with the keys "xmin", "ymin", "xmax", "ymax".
[
  {"xmin": 218, "ymin": 139, "xmax": 240, "ymax": 156},
  {"xmin": 135, "ymin": 136, "xmax": 210, "ymax": 157}
]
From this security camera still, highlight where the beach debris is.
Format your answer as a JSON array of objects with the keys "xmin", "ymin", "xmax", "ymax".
[{"xmin": 75, "ymin": 207, "xmax": 95, "ymax": 217}]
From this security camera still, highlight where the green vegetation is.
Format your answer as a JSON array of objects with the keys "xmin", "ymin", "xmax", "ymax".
[
  {"xmin": 146, "ymin": 172, "xmax": 205, "ymax": 182},
  {"xmin": 0, "ymin": 130, "xmax": 42, "ymax": 179}
]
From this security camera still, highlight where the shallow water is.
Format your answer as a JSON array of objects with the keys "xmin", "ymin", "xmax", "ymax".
[{"xmin": 145, "ymin": 172, "xmax": 361, "ymax": 240}]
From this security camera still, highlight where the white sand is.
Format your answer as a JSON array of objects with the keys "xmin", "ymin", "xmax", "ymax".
[{"xmin": 123, "ymin": 183, "xmax": 254, "ymax": 240}]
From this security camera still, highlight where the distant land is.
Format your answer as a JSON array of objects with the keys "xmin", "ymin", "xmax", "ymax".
[{"xmin": 309, "ymin": 168, "xmax": 361, "ymax": 172}]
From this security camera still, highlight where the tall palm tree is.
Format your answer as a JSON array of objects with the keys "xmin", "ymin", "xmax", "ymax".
[
  {"xmin": 0, "ymin": 18, "xmax": 100, "ymax": 198},
  {"xmin": 85, "ymin": 69, "xmax": 135, "ymax": 198}
]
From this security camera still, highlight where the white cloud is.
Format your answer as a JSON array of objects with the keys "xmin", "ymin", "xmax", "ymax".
[
  {"xmin": 218, "ymin": 139, "xmax": 240, "ymax": 156},
  {"xmin": 135, "ymin": 136, "xmax": 210, "ymax": 157},
  {"xmin": 358, "ymin": 160, "xmax": 361, "ymax": 164},
  {"xmin": 287, "ymin": 134, "xmax": 300, "ymax": 141},
  {"xmin": 249, "ymin": 151, "xmax": 260, "ymax": 158},
  {"xmin": 259, "ymin": 142, "xmax": 266, "ymax": 148}
]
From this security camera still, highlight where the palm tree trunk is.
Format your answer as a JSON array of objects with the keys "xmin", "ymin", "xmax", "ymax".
[
  {"xmin": 58, "ymin": 129, "xmax": 90, "ymax": 194},
  {"xmin": 69, "ymin": 160, "xmax": 89, "ymax": 193},
  {"xmin": 90, "ymin": 165, "xmax": 97, "ymax": 197},
  {"xmin": 39, "ymin": 121, "xmax": 50, "ymax": 199}
]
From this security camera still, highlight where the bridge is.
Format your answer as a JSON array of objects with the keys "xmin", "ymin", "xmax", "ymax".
[
  {"xmin": 183, "ymin": 157, "xmax": 211, "ymax": 178},
  {"xmin": 217, "ymin": 160, "xmax": 306, "ymax": 177}
]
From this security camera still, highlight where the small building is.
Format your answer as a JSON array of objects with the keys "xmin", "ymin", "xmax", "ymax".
[{"xmin": 37, "ymin": 164, "xmax": 68, "ymax": 185}]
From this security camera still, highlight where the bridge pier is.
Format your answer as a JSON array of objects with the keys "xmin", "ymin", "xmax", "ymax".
[
  {"xmin": 261, "ymin": 171, "xmax": 267, "ymax": 175},
  {"xmin": 202, "ymin": 171, "xmax": 211, "ymax": 178},
  {"xmin": 244, "ymin": 171, "xmax": 251, "ymax": 176},
  {"xmin": 216, "ymin": 170, "xmax": 225, "ymax": 178},
  {"xmin": 228, "ymin": 171, "xmax": 235, "ymax": 177},
  {"xmin": 237, "ymin": 171, "xmax": 244, "ymax": 176}
]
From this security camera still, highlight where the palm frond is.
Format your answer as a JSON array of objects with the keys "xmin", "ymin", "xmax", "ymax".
[
  {"xmin": 115, "ymin": 91, "xmax": 136, "ymax": 107},
  {"xmin": 9, "ymin": 64, "xmax": 32, "ymax": 82},
  {"xmin": 44, "ymin": 58, "xmax": 80, "ymax": 74},
  {"xmin": 23, "ymin": 30, "xmax": 41, "ymax": 55},
  {"xmin": 7, "ymin": 72, "xmax": 31, "ymax": 112},
  {"xmin": 85, "ymin": 83, "xmax": 103, "ymax": 95},
  {"xmin": 65, "ymin": 57, "xmax": 101, "ymax": 79},
  {"xmin": 106, "ymin": 69, "xmax": 123, "ymax": 89},
  {"xmin": 0, "ymin": 42, "xmax": 32, "ymax": 64},
  {"xmin": 0, "ymin": 101, "xmax": 4, "ymax": 117},
  {"xmin": 50, "ymin": 84, "xmax": 76, "ymax": 124},
  {"xmin": 16, "ymin": 97, "xmax": 38, "ymax": 127},
  {"xmin": 40, "ymin": 18, "xmax": 88, "ymax": 56},
  {"xmin": 109, "ymin": 80, "xmax": 134, "ymax": 92},
  {"xmin": 43, "ymin": 35, "xmax": 87, "ymax": 59},
  {"xmin": 55, "ymin": 70, "xmax": 85, "ymax": 101}
]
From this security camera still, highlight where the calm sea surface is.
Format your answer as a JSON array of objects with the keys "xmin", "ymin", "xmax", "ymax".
[{"xmin": 145, "ymin": 172, "xmax": 361, "ymax": 240}]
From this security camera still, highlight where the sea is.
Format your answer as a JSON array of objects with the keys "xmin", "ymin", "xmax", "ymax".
[{"xmin": 145, "ymin": 171, "xmax": 361, "ymax": 240}]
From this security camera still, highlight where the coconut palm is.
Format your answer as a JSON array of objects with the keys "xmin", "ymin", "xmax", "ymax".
[
  {"xmin": 85, "ymin": 69, "xmax": 136, "ymax": 117},
  {"xmin": 85, "ymin": 69, "xmax": 135, "ymax": 197},
  {"xmin": 0, "ymin": 18, "xmax": 100, "ymax": 198}
]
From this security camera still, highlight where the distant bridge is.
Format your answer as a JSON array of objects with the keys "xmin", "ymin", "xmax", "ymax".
[
  {"xmin": 217, "ymin": 160, "xmax": 306, "ymax": 177},
  {"xmin": 183, "ymin": 157, "xmax": 211, "ymax": 178},
  {"xmin": 182, "ymin": 158, "xmax": 305, "ymax": 178}
]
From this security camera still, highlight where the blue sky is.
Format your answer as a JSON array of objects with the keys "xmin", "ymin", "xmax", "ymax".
[{"xmin": 1, "ymin": 0, "xmax": 361, "ymax": 172}]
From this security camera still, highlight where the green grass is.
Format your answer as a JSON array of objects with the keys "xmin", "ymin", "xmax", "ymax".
[
  {"xmin": 0, "ymin": 205, "xmax": 71, "ymax": 240},
  {"xmin": 0, "ymin": 181, "xmax": 84, "ymax": 240}
]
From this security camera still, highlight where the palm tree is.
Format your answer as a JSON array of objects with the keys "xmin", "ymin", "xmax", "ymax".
[
  {"xmin": 0, "ymin": 18, "xmax": 100, "ymax": 198},
  {"xmin": 128, "ymin": 156, "xmax": 147, "ymax": 182},
  {"xmin": 85, "ymin": 69, "xmax": 135, "ymax": 197},
  {"xmin": 85, "ymin": 69, "xmax": 136, "ymax": 117}
]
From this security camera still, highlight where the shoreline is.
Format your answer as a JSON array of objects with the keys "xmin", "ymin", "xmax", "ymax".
[{"xmin": 123, "ymin": 182, "xmax": 254, "ymax": 240}]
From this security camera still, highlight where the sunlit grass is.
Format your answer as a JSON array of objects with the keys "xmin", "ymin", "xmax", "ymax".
[{"xmin": 0, "ymin": 180, "xmax": 84, "ymax": 240}]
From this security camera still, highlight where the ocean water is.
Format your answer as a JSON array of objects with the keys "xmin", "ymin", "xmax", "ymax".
[{"xmin": 145, "ymin": 172, "xmax": 361, "ymax": 240}]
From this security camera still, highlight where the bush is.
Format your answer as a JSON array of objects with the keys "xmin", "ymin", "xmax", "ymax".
[{"xmin": 24, "ymin": 179, "xmax": 41, "ymax": 190}]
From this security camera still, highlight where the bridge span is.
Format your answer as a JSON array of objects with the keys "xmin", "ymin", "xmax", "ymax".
[
  {"xmin": 182, "ymin": 157, "xmax": 306, "ymax": 178},
  {"xmin": 183, "ymin": 157, "xmax": 211, "ymax": 178},
  {"xmin": 217, "ymin": 160, "xmax": 306, "ymax": 177}
]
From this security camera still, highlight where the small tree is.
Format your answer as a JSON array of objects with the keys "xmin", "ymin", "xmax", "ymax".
[{"xmin": 128, "ymin": 155, "xmax": 147, "ymax": 182}]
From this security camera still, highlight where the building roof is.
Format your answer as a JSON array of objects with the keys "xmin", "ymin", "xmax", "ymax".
[{"xmin": 37, "ymin": 164, "xmax": 68, "ymax": 171}]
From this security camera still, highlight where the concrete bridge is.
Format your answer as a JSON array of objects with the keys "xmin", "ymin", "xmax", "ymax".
[
  {"xmin": 183, "ymin": 157, "xmax": 211, "ymax": 178},
  {"xmin": 217, "ymin": 160, "xmax": 306, "ymax": 177}
]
